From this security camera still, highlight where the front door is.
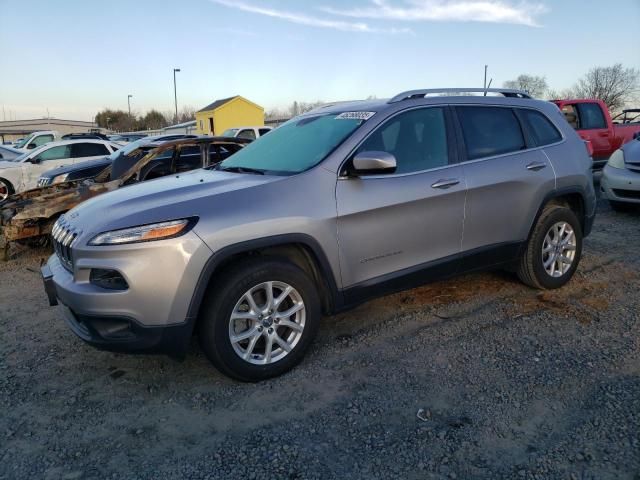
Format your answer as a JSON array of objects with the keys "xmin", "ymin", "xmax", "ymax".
[
  {"xmin": 336, "ymin": 106, "xmax": 466, "ymax": 292},
  {"xmin": 21, "ymin": 144, "xmax": 73, "ymax": 190}
]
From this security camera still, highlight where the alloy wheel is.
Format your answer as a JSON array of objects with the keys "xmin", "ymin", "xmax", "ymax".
[
  {"xmin": 228, "ymin": 281, "xmax": 306, "ymax": 365},
  {"xmin": 541, "ymin": 221, "xmax": 577, "ymax": 277}
]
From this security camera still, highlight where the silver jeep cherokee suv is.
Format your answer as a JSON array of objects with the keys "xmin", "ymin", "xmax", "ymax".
[{"xmin": 42, "ymin": 88, "xmax": 596, "ymax": 381}]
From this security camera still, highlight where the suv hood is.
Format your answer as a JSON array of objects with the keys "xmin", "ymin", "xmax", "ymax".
[{"xmin": 66, "ymin": 170, "xmax": 284, "ymax": 237}]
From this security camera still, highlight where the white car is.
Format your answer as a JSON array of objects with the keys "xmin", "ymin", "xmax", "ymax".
[
  {"xmin": 221, "ymin": 126, "xmax": 272, "ymax": 140},
  {"xmin": 0, "ymin": 145, "xmax": 24, "ymax": 161},
  {"xmin": 0, "ymin": 139, "xmax": 119, "ymax": 200},
  {"xmin": 12, "ymin": 130, "xmax": 60, "ymax": 151}
]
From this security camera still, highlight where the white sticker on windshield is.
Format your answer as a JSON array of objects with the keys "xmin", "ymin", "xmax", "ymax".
[{"xmin": 336, "ymin": 111, "xmax": 376, "ymax": 121}]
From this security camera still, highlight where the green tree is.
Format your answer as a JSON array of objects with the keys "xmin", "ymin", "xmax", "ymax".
[{"xmin": 139, "ymin": 110, "xmax": 168, "ymax": 130}]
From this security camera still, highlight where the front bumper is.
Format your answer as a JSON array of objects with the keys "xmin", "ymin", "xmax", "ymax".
[
  {"xmin": 43, "ymin": 231, "xmax": 213, "ymax": 355},
  {"xmin": 601, "ymin": 164, "xmax": 640, "ymax": 204}
]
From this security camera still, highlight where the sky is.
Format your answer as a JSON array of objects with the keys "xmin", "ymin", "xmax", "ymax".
[{"xmin": 1, "ymin": 0, "xmax": 639, "ymax": 122}]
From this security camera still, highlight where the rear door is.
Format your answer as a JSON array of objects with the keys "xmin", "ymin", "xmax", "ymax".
[
  {"xmin": 574, "ymin": 102, "xmax": 611, "ymax": 161},
  {"xmin": 455, "ymin": 106, "xmax": 556, "ymax": 266},
  {"xmin": 336, "ymin": 106, "xmax": 466, "ymax": 291},
  {"xmin": 70, "ymin": 142, "xmax": 111, "ymax": 163}
]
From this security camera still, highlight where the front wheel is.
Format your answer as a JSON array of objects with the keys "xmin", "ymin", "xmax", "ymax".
[
  {"xmin": 198, "ymin": 258, "xmax": 321, "ymax": 381},
  {"xmin": 517, "ymin": 205, "xmax": 583, "ymax": 289},
  {"xmin": 0, "ymin": 178, "xmax": 14, "ymax": 202}
]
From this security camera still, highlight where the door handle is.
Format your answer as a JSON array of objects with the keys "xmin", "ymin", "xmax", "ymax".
[
  {"xmin": 526, "ymin": 162, "xmax": 547, "ymax": 171},
  {"xmin": 431, "ymin": 178, "xmax": 460, "ymax": 189}
]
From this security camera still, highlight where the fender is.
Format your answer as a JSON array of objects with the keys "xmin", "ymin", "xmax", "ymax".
[
  {"xmin": 184, "ymin": 233, "xmax": 342, "ymax": 328},
  {"xmin": 526, "ymin": 186, "xmax": 594, "ymax": 242}
]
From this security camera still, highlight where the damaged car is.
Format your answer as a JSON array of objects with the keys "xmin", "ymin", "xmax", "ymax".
[{"xmin": 0, "ymin": 136, "xmax": 249, "ymax": 255}]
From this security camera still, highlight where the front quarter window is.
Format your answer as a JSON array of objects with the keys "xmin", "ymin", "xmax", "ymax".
[{"xmin": 218, "ymin": 113, "xmax": 369, "ymax": 175}]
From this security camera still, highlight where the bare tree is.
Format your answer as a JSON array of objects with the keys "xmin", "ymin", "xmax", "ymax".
[
  {"xmin": 503, "ymin": 74, "xmax": 548, "ymax": 98},
  {"xmin": 573, "ymin": 64, "xmax": 640, "ymax": 112},
  {"xmin": 546, "ymin": 88, "xmax": 576, "ymax": 101}
]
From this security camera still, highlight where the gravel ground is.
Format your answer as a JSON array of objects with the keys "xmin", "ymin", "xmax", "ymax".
[{"xmin": 1, "ymin": 198, "xmax": 639, "ymax": 480}]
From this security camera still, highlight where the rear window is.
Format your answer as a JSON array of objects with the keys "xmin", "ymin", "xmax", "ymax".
[
  {"xmin": 457, "ymin": 107, "xmax": 526, "ymax": 160},
  {"xmin": 520, "ymin": 109, "xmax": 562, "ymax": 146}
]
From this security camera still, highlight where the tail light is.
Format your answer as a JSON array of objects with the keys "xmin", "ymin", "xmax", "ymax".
[{"xmin": 584, "ymin": 140, "xmax": 594, "ymax": 157}]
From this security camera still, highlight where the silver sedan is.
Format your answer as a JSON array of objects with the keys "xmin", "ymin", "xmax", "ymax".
[{"xmin": 601, "ymin": 140, "xmax": 640, "ymax": 210}]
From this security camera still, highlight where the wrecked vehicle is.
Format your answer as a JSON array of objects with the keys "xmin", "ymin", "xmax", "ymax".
[{"xmin": 0, "ymin": 136, "xmax": 249, "ymax": 255}]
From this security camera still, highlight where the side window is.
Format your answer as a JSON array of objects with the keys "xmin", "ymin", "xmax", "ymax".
[
  {"xmin": 33, "ymin": 135, "xmax": 54, "ymax": 147},
  {"xmin": 576, "ymin": 103, "xmax": 607, "ymax": 130},
  {"xmin": 560, "ymin": 104, "xmax": 580, "ymax": 129},
  {"xmin": 356, "ymin": 107, "xmax": 449, "ymax": 174},
  {"xmin": 71, "ymin": 143, "xmax": 110, "ymax": 158},
  {"xmin": 176, "ymin": 145, "xmax": 202, "ymax": 171},
  {"xmin": 259, "ymin": 128, "xmax": 271, "ymax": 136},
  {"xmin": 520, "ymin": 109, "xmax": 562, "ymax": 146},
  {"xmin": 237, "ymin": 129, "xmax": 256, "ymax": 140},
  {"xmin": 457, "ymin": 107, "xmax": 526, "ymax": 160},
  {"xmin": 35, "ymin": 145, "xmax": 71, "ymax": 162}
]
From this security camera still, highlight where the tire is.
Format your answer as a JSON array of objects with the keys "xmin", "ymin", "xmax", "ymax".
[
  {"xmin": 198, "ymin": 257, "xmax": 321, "ymax": 382},
  {"xmin": 517, "ymin": 205, "xmax": 583, "ymax": 289},
  {"xmin": 0, "ymin": 178, "xmax": 14, "ymax": 202}
]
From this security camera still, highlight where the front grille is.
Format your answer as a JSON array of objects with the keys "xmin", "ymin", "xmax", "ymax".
[
  {"xmin": 51, "ymin": 216, "xmax": 82, "ymax": 272},
  {"xmin": 612, "ymin": 188, "xmax": 640, "ymax": 200},
  {"xmin": 37, "ymin": 177, "xmax": 51, "ymax": 187}
]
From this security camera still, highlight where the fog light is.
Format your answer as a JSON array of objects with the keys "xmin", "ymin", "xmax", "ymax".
[{"xmin": 90, "ymin": 269, "xmax": 128, "ymax": 290}]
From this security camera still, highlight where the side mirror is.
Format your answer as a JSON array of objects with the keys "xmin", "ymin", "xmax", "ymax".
[
  {"xmin": 351, "ymin": 151, "xmax": 397, "ymax": 176},
  {"xmin": 27, "ymin": 157, "xmax": 40, "ymax": 164},
  {"xmin": 27, "ymin": 143, "xmax": 37, "ymax": 150}
]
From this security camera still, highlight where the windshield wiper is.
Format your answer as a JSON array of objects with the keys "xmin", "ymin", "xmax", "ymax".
[{"xmin": 216, "ymin": 165, "xmax": 265, "ymax": 175}]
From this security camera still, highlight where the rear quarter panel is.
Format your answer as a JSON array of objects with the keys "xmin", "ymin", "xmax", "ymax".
[{"xmin": 543, "ymin": 115, "xmax": 597, "ymax": 218}]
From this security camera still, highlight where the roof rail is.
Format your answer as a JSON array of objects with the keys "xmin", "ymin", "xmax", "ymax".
[{"xmin": 389, "ymin": 88, "xmax": 532, "ymax": 103}]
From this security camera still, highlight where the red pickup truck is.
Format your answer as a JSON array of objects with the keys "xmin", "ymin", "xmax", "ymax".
[{"xmin": 552, "ymin": 99, "xmax": 640, "ymax": 171}]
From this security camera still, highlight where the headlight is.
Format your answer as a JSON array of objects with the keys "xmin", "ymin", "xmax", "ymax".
[
  {"xmin": 607, "ymin": 149, "xmax": 626, "ymax": 169},
  {"xmin": 52, "ymin": 173, "xmax": 69, "ymax": 185},
  {"xmin": 89, "ymin": 218, "xmax": 197, "ymax": 246}
]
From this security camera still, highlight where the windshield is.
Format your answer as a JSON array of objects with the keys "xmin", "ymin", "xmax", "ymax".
[
  {"xmin": 13, "ymin": 133, "xmax": 35, "ymax": 149},
  {"xmin": 222, "ymin": 128, "xmax": 239, "ymax": 137},
  {"xmin": 219, "ymin": 114, "xmax": 366, "ymax": 174}
]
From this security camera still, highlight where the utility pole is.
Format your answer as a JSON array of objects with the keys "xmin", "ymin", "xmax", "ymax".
[
  {"xmin": 127, "ymin": 94, "xmax": 133, "ymax": 117},
  {"xmin": 173, "ymin": 68, "xmax": 181, "ymax": 123},
  {"xmin": 483, "ymin": 65, "xmax": 488, "ymax": 95}
]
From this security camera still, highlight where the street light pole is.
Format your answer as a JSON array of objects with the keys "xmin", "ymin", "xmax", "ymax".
[
  {"xmin": 127, "ymin": 94, "xmax": 133, "ymax": 117},
  {"xmin": 173, "ymin": 68, "xmax": 181, "ymax": 123}
]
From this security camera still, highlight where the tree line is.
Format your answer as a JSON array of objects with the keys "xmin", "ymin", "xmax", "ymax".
[
  {"xmin": 95, "ymin": 107, "xmax": 196, "ymax": 132},
  {"xmin": 96, "ymin": 63, "xmax": 638, "ymax": 131},
  {"xmin": 503, "ymin": 63, "xmax": 639, "ymax": 112}
]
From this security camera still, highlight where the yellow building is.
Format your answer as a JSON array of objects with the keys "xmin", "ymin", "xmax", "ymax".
[{"xmin": 195, "ymin": 96, "xmax": 264, "ymax": 136}]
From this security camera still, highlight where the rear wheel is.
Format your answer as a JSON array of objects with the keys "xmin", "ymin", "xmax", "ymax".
[
  {"xmin": 517, "ymin": 205, "xmax": 582, "ymax": 289},
  {"xmin": 0, "ymin": 178, "xmax": 14, "ymax": 202},
  {"xmin": 198, "ymin": 258, "xmax": 321, "ymax": 381}
]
